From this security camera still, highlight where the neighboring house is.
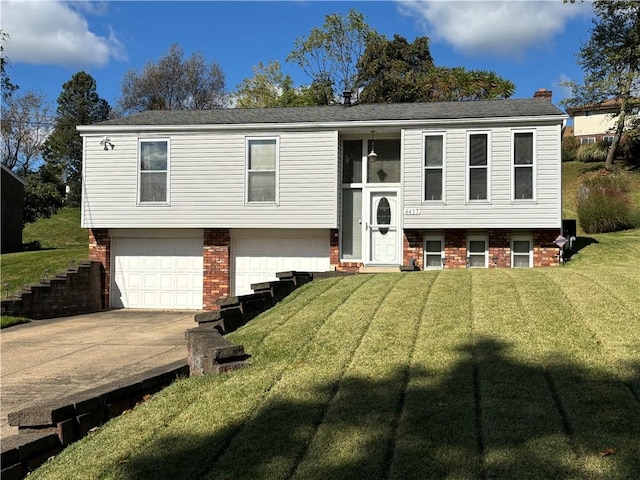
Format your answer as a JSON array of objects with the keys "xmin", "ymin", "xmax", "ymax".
[
  {"xmin": 1, "ymin": 164, "xmax": 26, "ymax": 254},
  {"xmin": 77, "ymin": 90, "xmax": 567, "ymax": 311},
  {"xmin": 566, "ymin": 98, "xmax": 638, "ymax": 145}
]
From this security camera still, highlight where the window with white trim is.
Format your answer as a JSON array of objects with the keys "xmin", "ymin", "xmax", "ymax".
[
  {"xmin": 468, "ymin": 133, "xmax": 489, "ymax": 201},
  {"xmin": 513, "ymin": 132, "xmax": 534, "ymax": 200},
  {"xmin": 424, "ymin": 134, "xmax": 444, "ymax": 201},
  {"xmin": 424, "ymin": 235, "xmax": 444, "ymax": 270},
  {"xmin": 139, "ymin": 140, "xmax": 169, "ymax": 203},
  {"xmin": 467, "ymin": 235, "xmax": 488, "ymax": 268},
  {"xmin": 511, "ymin": 235, "xmax": 533, "ymax": 268},
  {"xmin": 580, "ymin": 137, "xmax": 595, "ymax": 145},
  {"xmin": 247, "ymin": 138, "xmax": 278, "ymax": 202}
]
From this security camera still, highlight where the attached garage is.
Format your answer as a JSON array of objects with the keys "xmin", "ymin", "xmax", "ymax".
[
  {"xmin": 232, "ymin": 229, "xmax": 330, "ymax": 295},
  {"xmin": 111, "ymin": 230, "xmax": 203, "ymax": 309}
]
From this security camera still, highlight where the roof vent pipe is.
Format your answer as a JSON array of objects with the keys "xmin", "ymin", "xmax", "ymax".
[{"xmin": 343, "ymin": 90, "xmax": 352, "ymax": 106}]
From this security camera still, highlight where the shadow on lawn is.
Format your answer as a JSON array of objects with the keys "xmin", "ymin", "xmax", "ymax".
[{"xmin": 116, "ymin": 337, "xmax": 639, "ymax": 480}]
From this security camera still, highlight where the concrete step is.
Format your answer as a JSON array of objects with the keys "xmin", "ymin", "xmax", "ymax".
[{"xmin": 358, "ymin": 266, "xmax": 401, "ymax": 273}]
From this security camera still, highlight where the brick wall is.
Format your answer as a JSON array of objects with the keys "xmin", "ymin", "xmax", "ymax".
[
  {"xmin": 444, "ymin": 229, "xmax": 467, "ymax": 269},
  {"xmin": 203, "ymin": 229, "xmax": 231, "ymax": 310},
  {"xmin": 533, "ymin": 229, "xmax": 561, "ymax": 267},
  {"xmin": 1, "ymin": 168, "xmax": 25, "ymax": 253},
  {"xmin": 488, "ymin": 230, "xmax": 511, "ymax": 268},
  {"xmin": 403, "ymin": 230, "xmax": 424, "ymax": 270},
  {"xmin": 331, "ymin": 228, "xmax": 362, "ymax": 272},
  {"xmin": 88, "ymin": 229, "xmax": 110, "ymax": 308}
]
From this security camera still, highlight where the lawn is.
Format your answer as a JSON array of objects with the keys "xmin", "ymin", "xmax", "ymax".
[
  {"xmin": 0, "ymin": 208, "xmax": 88, "ymax": 299},
  {"xmin": 30, "ymin": 228, "xmax": 640, "ymax": 480}
]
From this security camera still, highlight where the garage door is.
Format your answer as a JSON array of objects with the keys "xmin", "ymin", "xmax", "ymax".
[
  {"xmin": 233, "ymin": 233, "xmax": 330, "ymax": 296},
  {"xmin": 112, "ymin": 237, "xmax": 203, "ymax": 309}
]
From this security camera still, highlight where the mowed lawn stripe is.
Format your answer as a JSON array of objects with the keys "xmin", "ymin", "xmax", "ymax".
[
  {"xmin": 388, "ymin": 270, "xmax": 480, "ymax": 480},
  {"xmin": 208, "ymin": 274, "xmax": 401, "ymax": 480},
  {"xmin": 290, "ymin": 273, "xmax": 434, "ymax": 480},
  {"xmin": 539, "ymin": 269, "xmax": 640, "ymax": 479},
  {"xmin": 471, "ymin": 269, "xmax": 577, "ymax": 479},
  {"xmin": 31, "ymin": 275, "xmax": 370, "ymax": 480}
]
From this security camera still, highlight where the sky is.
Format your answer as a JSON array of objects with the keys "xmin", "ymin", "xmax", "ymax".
[{"xmin": 1, "ymin": 0, "xmax": 596, "ymax": 114}]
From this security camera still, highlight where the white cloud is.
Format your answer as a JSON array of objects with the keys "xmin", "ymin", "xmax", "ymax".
[
  {"xmin": 398, "ymin": 0, "xmax": 592, "ymax": 59},
  {"xmin": 1, "ymin": 0, "xmax": 126, "ymax": 68}
]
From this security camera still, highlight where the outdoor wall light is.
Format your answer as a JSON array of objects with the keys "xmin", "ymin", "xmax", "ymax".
[
  {"xmin": 100, "ymin": 136, "xmax": 114, "ymax": 150},
  {"xmin": 368, "ymin": 130, "xmax": 378, "ymax": 161}
]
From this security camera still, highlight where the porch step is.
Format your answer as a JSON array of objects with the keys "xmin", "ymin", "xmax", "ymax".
[{"xmin": 358, "ymin": 266, "xmax": 401, "ymax": 273}]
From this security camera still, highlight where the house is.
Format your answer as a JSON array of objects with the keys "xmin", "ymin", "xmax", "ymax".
[
  {"xmin": 566, "ymin": 98, "xmax": 638, "ymax": 145},
  {"xmin": 1, "ymin": 164, "xmax": 26, "ymax": 253},
  {"xmin": 77, "ymin": 90, "xmax": 567, "ymax": 311}
]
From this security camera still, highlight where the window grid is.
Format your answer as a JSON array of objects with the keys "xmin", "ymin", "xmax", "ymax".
[
  {"xmin": 467, "ymin": 235, "xmax": 488, "ymax": 268},
  {"xmin": 246, "ymin": 137, "xmax": 278, "ymax": 203},
  {"xmin": 511, "ymin": 236, "xmax": 533, "ymax": 268},
  {"xmin": 424, "ymin": 134, "xmax": 444, "ymax": 202},
  {"xmin": 468, "ymin": 133, "xmax": 489, "ymax": 201},
  {"xmin": 139, "ymin": 139, "xmax": 169, "ymax": 204},
  {"xmin": 513, "ymin": 131, "xmax": 534, "ymax": 201}
]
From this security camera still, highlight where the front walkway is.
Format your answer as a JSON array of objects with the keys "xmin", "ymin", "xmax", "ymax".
[{"xmin": 0, "ymin": 310, "xmax": 195, "ymax": 439}]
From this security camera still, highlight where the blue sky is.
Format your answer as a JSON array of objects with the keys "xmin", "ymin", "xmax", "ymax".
[{"xmin": 2, "ymin": 1, "xmax": 595, "ymax": 112}]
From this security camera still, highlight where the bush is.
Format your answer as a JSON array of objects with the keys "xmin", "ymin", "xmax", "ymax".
[
  {"xmin": 561, "ymin": 136, "xmax": 580, "ymax": 162},
  {"xmin": 576, "ymin": 141, "xmax": 609, "ymax": 163},
  {"xmin": 577, "ymin": 174, "xmax": 634, "ymax": 233}
]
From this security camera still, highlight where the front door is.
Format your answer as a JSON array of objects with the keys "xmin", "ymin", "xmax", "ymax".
[{"xmin": 368, "ymin": 191, "xmax": 399, "ymax": 264}]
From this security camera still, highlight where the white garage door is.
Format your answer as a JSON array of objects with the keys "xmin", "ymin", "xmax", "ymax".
[
  {"xmin": 233, "ymin": 232, "xmax": 330, "ymax": 296},
  {"xmin": 112, "ymin": 237, "xmax": 203, "ymax": 309}
]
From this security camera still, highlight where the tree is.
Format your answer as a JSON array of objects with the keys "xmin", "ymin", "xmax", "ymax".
[
  {"xmin": 235, "ymin": 61, "xmax": 316, "ymax": 108},
  {"xmin": 562, "ymin": 1, "xmax": 640, "ymax": 170},
  {"xmin": 357, "ymin": 35, "xmax": 515, "ymax": 104},
  {"xmin": 119, "ymin": 44, "xmax": 226, "ymax": 113},
  {"xmin": 1, "ymin": 30, "xmax": 19, "ymax": 101},
  {"xmin": 43, "ymin": 71, "xmax": 110, "ymax": 207},
  {"xmin": 287, "ymin": 9, "xmax": 378, "ymax": 104},
  {"xmin": 1, "ymin": 91, "xmax": 53, "ymax": 176}
]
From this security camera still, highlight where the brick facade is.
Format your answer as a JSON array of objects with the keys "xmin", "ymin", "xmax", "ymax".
[
  {"xmin": 533, "ymin": 229, "xmax": 561, "ymax": 267},
  {"xmin": 88, "ymin": 229, "xmax": 110, "ymax": 308},
  {"xmin": 203, "ymin": 229, "xmax": 231, "ymax": 310},
  {"xmin": 403, "ymin": 230, "xmax": 425, "ymax": 270},
  {"xmin": 488, "ymin": 230, "xmax": 511, "ymax": 268},
  {"xmin": 443, "ymin": 229, "xmax": 468, "ymax": 269},
  {"xmin": 331, "ymin": 228, "xmax": 362, "ymax": 272}
]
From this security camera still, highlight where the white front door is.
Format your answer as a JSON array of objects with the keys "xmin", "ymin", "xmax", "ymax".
[{"xmin": 367, "ymin": 191, "xmax": 400, "ymax": 264}]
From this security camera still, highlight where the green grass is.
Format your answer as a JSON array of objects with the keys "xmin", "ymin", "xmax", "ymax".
[
  {"xmin": 0, "ymin": 315, "xmax": 30, "ymax": 328},
  {"xmin": 30, "ymin": 229, "xmax": 640, "ymax": 480},
  {"xmin": 0, "ymin": 208, "xmax": 88, "ymax": 299}
]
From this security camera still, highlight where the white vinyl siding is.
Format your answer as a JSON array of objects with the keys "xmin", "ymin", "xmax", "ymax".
[
  {"xmin": 82, "ymin": 130, "xmax": 338, "ymax": 229},
  {"xmin": 402, "ymin": 123, "xmax": 562, "ymax": 230}
]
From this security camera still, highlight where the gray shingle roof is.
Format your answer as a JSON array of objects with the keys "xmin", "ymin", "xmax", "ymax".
[{"xmin": 96, "ymin": 98, "xmax": 565, "ymax": 126}]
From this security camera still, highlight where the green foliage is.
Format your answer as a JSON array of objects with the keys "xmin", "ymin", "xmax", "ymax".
[
  {"xmin": 621, "ymin": 116, "xmax": 640, "ymax": 167},
  {"xmin": 1, "ymin": 316, "xmax": 30, "ymax": 328},
  {"xmin": 357, "ymin": 35, "xmax": 515, "ymax": 104},
  {"xmin": 234, "ymin": 61, "xmax": 319, "ymax": 108},
  {"xmin": 561, "ymin": 136, "xmax": 580, "ymax": 162},
  {"xmin": 23, "ymin": 165, "xmax": 65, "ymax": 225},
  {"xmin": 119, "ymin": 44, "xmax": 226, "ymax": 113},
  {"xmin": 287, "ymin": 9, "xmax": 377, "ymax": 104},
  {"xmin": 576, "ymin": 141, "xmax": 609, "ymax": 162},
  {"xmin": 561, "ymin": 1, "xmax": 640, "ymax": 170},
  {"xmin": 577, "ymin": 173, "xmax": 635, "ymax": 233},
  {"xmin": 1, "ymin": 30, "xmax": 18, "ymax": 100},
  {"xmin": 43, "ymin": 71, "xmax": 110, "ymax": 207},
  {"xmin": 23, "ymin": 207, "xmax": 88, "ymax": 248}
]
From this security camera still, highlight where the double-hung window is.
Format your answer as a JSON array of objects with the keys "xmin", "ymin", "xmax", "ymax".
[
  {"xmin": 247, "ymin": 138, "xmax": 278, "ymax": 202},
  {"xmin": 511, "ymin": 235, "xmax": 533, "ymax": 268},
  {"xmin": 424, "ymin": 235, "xmax": 445, "ymax": 270},
  {"xmin": 139, "ymin": 140, "xmax": 169, "ymax": 203},
  {"xmin": 467, "ymin": 235, "xmax": 488, "ymax": 268},
  {"xmin": 424, "ymin": 134, "xmax": 444, "ymax": 201},
  {"xmin": 468, "ymin": 133, "xmax": 489, "ymax": 201},
  {"xmin": 513, "ymin": 132, "xmax": 534, "ymax": 200}
]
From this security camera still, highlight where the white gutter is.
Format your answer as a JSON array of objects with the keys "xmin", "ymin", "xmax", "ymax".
[{"xmin": 77, "ymin": 114, "xmax": 568, "ymax": 135}]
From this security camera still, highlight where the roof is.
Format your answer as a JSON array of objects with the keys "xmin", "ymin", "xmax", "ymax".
[
  {"xmin": 1, "ymin": 164, "xmax": 26, "ymax": 185},
  {"xmin": 565, "ymin": 98, "xmax": 625, "ymax": 117},
  {"xmin": 87, "ymin": 98, "xmax": 565, "ymax": 129}
]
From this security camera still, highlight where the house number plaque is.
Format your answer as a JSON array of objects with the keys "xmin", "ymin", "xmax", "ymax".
[{"xmin": 403, "ymin": 208, "xmax": 421, "ymax": 215}]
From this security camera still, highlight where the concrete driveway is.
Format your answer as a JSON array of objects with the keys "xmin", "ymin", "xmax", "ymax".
[{"xmin": 0, "ymin": 310, "xmax": 195, "ymax": 439}]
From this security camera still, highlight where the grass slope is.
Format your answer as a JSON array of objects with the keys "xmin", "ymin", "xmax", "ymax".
[
  {"xmin": 31, "ymin": 229, "xmax": 640, "ymax": 480},
  {"xmin": 1, "ymin": 208, "xmax": 88, "ymax": 299}
]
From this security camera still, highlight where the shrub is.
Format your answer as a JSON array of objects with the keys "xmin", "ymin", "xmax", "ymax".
[
  {"xmin": 577, "ymin": 174, "xmax": 634, "ymax": 233},
  {"xmin": 561, "ymin": 136, "xmax": 580, "ymax": 162},
  {"xmin": 576, "ymin": 141, "xmax": 610, "ymax": 163}
]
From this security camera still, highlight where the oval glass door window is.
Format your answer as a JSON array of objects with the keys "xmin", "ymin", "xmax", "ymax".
[{"xmin": 377, "ymin": 197, "xmax": 391, "ymax": 235}]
